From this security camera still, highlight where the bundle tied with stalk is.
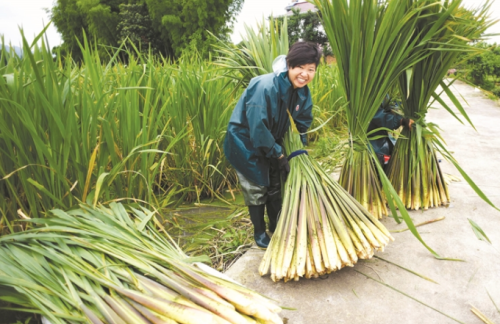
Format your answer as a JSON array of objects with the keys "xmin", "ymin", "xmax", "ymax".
[
  {"xmin": 259, "ymin": 121, "xmax": 394, "ymax": 282},
  {"xmin": 386, "ymin": 0, "xmax": 497, "ymax": 210},
  {"xmin": 311, "ymin": 0, "xmax": 499, "ymax": 259},
  {"xmin": 0, "ymin": 202, "xmax": 283, "ymax": 324},
  {"xmin": 312, "ymin": 0, "xmax": 471, "ymax": 220}
]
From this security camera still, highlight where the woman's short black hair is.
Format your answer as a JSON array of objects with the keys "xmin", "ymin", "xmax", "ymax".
[{"xmin": 286, "ymin": 41, "xmax": 322, "ymax": 68}]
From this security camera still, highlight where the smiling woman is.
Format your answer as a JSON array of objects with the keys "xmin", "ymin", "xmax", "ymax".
[{"xmin": 223, "ymin": 41, "xmax": 322, "ymax": 249}]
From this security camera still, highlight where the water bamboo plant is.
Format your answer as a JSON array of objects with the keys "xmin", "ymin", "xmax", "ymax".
[
  {"xmin": 310, "ymin": 0, "xmax": 478, "ymax": 258},
  {"xmin": 313, "ymin": 0, "xmax": 450, "ymax": 219},
  {"xmin": 0, "ymin": 202, "xmax": 283, "ymax": 324},
  {"xmin": 386, "ymin": 0, "xmax": 497, "ymax": 211},
  {"xmin": 0, "ymin": 30, "xmax": 238, "ymax": 224},
  {"xmin": 308, "ymin": 64, "xmax": 347, "ymax": 142}
]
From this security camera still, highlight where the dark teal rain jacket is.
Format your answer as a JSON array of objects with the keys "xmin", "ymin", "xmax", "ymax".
[
  {"xmin": 367, "ymin": 96, "xmax": 403, "ymax": 156},
  {"xmin": 223, "ymin": 71, "xmax": 313, "ymax": 187}
]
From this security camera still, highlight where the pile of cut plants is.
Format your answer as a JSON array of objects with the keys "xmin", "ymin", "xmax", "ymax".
[
  {"xmin": 386, "ymin": 1, "xmax": 497, "ymax": 211},
  {"xmin": 259, "ymin": 126, "xmax": 394, "ymax": 282},
  {"xmin": 0, "ymin": 203, "xmax": 284, "ymax": 324}
]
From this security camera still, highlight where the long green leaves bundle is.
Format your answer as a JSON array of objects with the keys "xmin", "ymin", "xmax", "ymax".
[
  {"xmin": 313, "ymin": 0, "xmax": 441, "ymax": 219},
  {"xmin": 387, "ymin": 122, "xmax": 449, "ymax": 210},
  {"xmin": 0, "ymin": 202, "xmax": 283, "ymax": 324},
  {"xmin": 386, "ymin": 0, "xmax": 496, "ymax": 210},
  {"xmin": 259, "ymin": 127, "xmax": 393, "ymax": 282},
  {"xmin": 311, "ymin": 0, "xmax": 478, "ymax": 258}
]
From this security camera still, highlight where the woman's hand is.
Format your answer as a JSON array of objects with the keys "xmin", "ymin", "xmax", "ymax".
[
  {"xmin": 402, "ymin": 118, "xmax": 415, "ymax": 130},
  {"xmin": 278, "ymin": 154, "xmax": 290, "ymax": 182}
]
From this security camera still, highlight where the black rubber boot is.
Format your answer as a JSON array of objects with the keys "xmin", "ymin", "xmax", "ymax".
[
  {"xmin": 266, "ymin": 199, "xmax": 282, "ymax": 233},
  {"xmin": 248, "ymin": 205, "xmax": 270, "ymax": 248}
]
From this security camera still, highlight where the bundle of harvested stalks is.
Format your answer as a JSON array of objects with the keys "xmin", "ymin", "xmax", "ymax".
[
  {"xmin": 312, "ymin": 0, "xmax": 436, "ymax": 220},
  {"xmin": 0, "ymin": 203, "xmax": 283, "ymax": 324},
  {"xmin": 386, "ymin": 124, "xmax": 450, "ymax": 210},
  {"xmin": 259, "ymin": 126, "xmax": 394, "ymax": 282},
  {"xmin": 386, "ymin": 0, "xmax": 495, "ymax": 211},
  {"xmin": 311, "ymin": 0, "xmax": 498, "ymax": 258}
]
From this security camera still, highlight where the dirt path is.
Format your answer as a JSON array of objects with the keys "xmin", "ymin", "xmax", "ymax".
[{"xmin": 225, "ymin": 80, "xmax": 500, "ymax": 324}]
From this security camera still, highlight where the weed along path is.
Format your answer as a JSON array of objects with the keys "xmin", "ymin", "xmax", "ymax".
[{"xmin": 224, "ymin": 80, "xmax": 500, "ymax": 324}]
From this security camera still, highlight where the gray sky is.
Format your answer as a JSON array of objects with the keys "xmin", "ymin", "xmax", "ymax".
[
  {"xmin": 231, "ymin": 0, "xmax": 292, "ymax": 43},
  {"xmin": 0, "ymin": 0, "xmax": 499, "ymax": 48},
  {"xmin": 0, "ymin": 0, "xmax": 59, "ymax": 48}
]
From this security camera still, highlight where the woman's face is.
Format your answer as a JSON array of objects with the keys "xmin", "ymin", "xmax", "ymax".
[{"xmin": 288, "ymin": 63, "xmax": 317, "ymax": 89}]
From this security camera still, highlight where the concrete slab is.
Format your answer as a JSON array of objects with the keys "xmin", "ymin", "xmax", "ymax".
[{"xmin": 225, "ymin": 80, "xmax": 500, "ymax": 324}]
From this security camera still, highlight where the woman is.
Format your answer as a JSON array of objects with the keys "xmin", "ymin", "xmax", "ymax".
[{"xmin": 224, "ymin": 41, "xmax": 322, "ymax": 248}]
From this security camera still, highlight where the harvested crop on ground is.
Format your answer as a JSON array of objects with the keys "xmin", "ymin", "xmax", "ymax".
[{"xmin": 0, "ymin": 203, "xmax": 283, "ymax": 324}]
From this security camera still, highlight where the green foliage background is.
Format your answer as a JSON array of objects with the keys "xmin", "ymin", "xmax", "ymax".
[
  {"xmin": 458, "ymin": 43, "xmax": 500, "ymax": 95},
  {"xmin": 50, "ymin": 0, "xmax": 243, "ymax": 60},
  {"xmin": 275, "ymin": 8, "xmax": 330, "ymax": 56}
]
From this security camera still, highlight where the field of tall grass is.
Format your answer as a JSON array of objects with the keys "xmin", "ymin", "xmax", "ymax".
[{"xmin": 0, "ymin": 32, "xmax": 345, "ymax": 229}]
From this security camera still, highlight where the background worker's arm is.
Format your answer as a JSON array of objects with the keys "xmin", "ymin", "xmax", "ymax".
[{"xmin": 371, "ymin": 108, "xmax": 404, "ymax": 130}]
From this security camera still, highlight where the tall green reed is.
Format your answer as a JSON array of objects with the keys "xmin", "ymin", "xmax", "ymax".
[
  {"xmin": 161, "ymin": 53, "xmax": 240, "ymax": 202},
  {"xmin": 0, "ymin": 30, "xmax": 239, "ymax": 225},
  {"xmin": 0, "ymin": 33, "xmax": 179, "ymax": 222},
  {"xmin": 308, "ymin": 63, "xmax": 347, "ymax": 141}
]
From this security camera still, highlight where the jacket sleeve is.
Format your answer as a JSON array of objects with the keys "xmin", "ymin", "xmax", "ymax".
[
  {"xmin": 371, "ymin": 108, "xmax": 403, "ymax": 131},
  {"xmin": 245, "ymin": 87, "xmax": 283, "ymax": 159}
]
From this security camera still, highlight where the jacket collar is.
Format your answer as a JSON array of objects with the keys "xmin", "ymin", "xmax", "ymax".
[{"xmin": 277, "ymin": 71, "xmax": 307, "ymax": 102}]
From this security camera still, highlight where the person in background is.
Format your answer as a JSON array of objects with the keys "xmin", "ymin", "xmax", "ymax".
[
  {"xmin": 223, "ymin": 42, "xmax": 322, "ymax": 249},
  {"xmin": 368, "ymin": 95, "xmax": 414, "ymax": 168}
]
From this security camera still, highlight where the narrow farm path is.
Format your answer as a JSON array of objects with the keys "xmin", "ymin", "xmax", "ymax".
[{"xmin": 225, "ymin": 80, "xmax": 500, "ymax": 324}]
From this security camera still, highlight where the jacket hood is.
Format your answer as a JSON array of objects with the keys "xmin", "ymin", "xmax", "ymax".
[{"xmin": 272, "ymin": 55, "xmax": 288, "ymax": 76}]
